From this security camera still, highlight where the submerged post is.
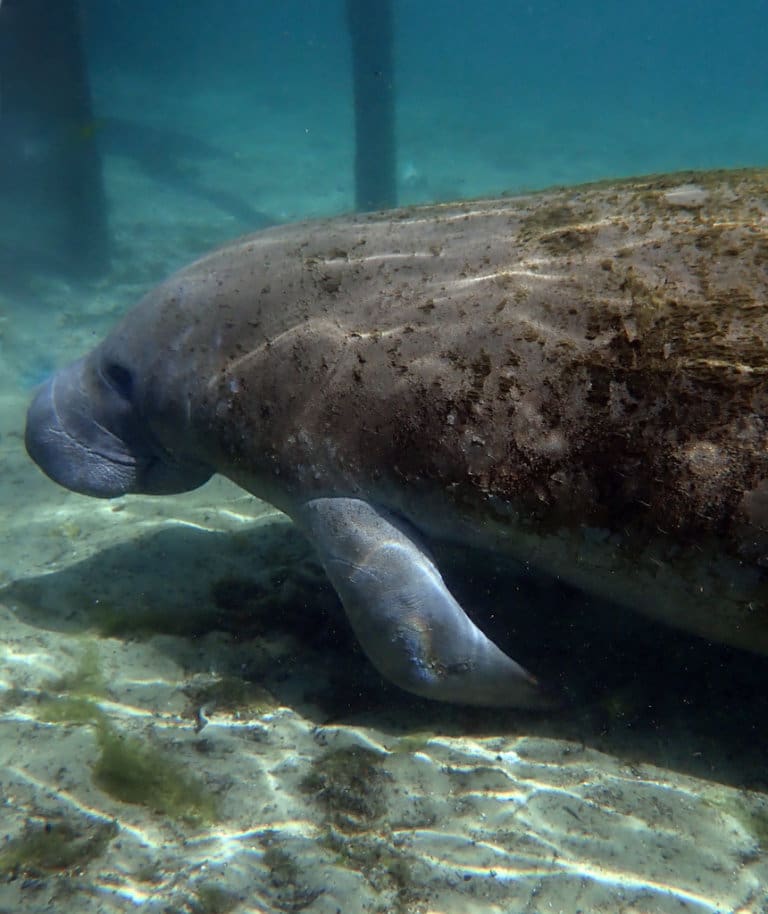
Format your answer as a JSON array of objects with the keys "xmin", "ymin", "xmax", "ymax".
[
  {"xmin": 346, "ymin": 0, "xmax": 397, "ymax": 212},
  {"xmin": 0, "ymin": 0, "xmax": 110, "ymax": 278}
]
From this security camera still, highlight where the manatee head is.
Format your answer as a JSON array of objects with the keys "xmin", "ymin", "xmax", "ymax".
[{"xmin": 25, "ymin": 342, "xmax": 214, "ymax": 498}]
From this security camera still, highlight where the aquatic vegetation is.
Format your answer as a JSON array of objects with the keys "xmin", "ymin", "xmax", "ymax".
[
  {"xmin": 0, "ymin": 815, "xmax": 117, "ymax": 877},
  {"xmin": 299, "ymin": 745, "xmax": 429, "ymax": 910},
  {"xmin": 34, "ymin": 644, "xmax": 219, "ymax": 825},
  {"xmin": 37, "ymin": 644, "xmax": 107, "ymax": 724},
  {"xmin": 259, "ymin": 833, "xmax": 324, "ymax": 911},
  {"xmin": 87, "ymin": 551, "xmax": 330, "ymax": 643},
  {"xmin": 48, "ymin": 642, "xmax": 106, "ymax": 696},
  {"xmin": 184, "ymin": 674, "xmax": 277, "ymax": 717},
  {"xmin": 209, "ymin": 568, "xmax": 346, "ymax": 648},
  {"xmin": 320, "ymin": 826, "xmax": 428, "ymax": 914},
  {"xmin": 91, "ymin": 596, "xmax": 220, "ymax": 639},
  {"xmin": 37, "ymin": 694, "xmax": 105, "ymax": 725},
  {"xmin": 189, "ymin": 882, "xmax": 240, "ymax": 914},
  {"xmin": 93, "ymin": 723, "xmax": 219, "ymax": 825},
  {"xmin": 390, "ymin": 732, "xmax": 435, "ymax": 755},
  {"xmin": 300, "ymin": 744, "xmax": 388, "ymax": 832},
  {"xmin": 262, "ymin": 841, "xmax": 300, "ymax": 886},
  {"xmin": 708, "ymin": 791, "xmax": 768, "ymax": 852},
  {"xmin": 36, "ymin": 696, "xmax": 218, "ymax": 824}
]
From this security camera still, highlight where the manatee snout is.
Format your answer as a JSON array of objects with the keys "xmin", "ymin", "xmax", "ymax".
[{"xmin": 25, "ymin": 355, "xmax": 212, "ymax": 498}]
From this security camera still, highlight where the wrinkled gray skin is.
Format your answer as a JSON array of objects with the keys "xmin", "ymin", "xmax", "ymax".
[{"xmin": 26, "ymin": 169, "xmax": 768, "ymax": 707}]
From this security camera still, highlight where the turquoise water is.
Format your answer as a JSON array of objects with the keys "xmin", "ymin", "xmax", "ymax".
[
  {"xmin": 83, "ymin": 0, "xmax": 768, "ymax": 200},
  {"xmin": 2, "ymin": 3, "xmax": 768, "ymax": 912},
  {"xmin": 6, "ymin": 1, "xmax": 768, "ymax": 294}
]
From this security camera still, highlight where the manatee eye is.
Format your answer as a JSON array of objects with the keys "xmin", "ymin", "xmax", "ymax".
[{"xmin": 103, "ymin": 361, "xmax": 134, "ymax": 400}]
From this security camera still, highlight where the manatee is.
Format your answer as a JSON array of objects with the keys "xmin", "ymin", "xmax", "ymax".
[{"xmin": 25, "ymin": 169, "xmax": 768, "ymax": 707}]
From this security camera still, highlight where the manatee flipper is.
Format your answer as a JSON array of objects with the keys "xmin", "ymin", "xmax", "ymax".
[{"xmin": 296, "ymin": 497, "xmax": 549, "ymax": 707}]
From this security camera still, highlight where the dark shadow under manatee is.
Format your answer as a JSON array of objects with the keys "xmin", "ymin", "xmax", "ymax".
[{"xmin": 3, "ymin": 517, "xmax": 768, "ymax": 790}]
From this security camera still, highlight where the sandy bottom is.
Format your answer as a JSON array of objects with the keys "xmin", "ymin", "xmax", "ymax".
[
  {"xmin": 2, "ymin": 445, "xmax": 767, "ymax": 913},
  {"xmin": 1, "ymin": 447, "xmax": 767, "ymax": 914},
  {"xmin": 2, "ymin": 77, "xmax": 768, "ymax": 913}
]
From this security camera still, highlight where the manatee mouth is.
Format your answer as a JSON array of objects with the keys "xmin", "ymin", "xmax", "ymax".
[
  {"xmin": 26, "ymin": 359, "xmax": 141, "ymax": 497},
  {"xmin": 25, "ymin": 357, "xmax": 212, "ymax": 498}
]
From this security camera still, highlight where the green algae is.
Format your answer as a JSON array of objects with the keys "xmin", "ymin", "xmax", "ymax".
[
  {"xmin": 390, "ymin": 732, "xmax": 435, "ymax": 755},
  {"xmin": 708, "ymin": 791, "xmax": 768, "ymax": 852},
  {"xmin": 189, "ymin": 883, "xmax": 240, "ymax": 914},
  {"xmin": 48, "ymin": 642, "xmax": 106, "ymax": 697},
  {"xmin": 0, "ymin": 815, "xmax": 117, "ymax": 877},
  {"xmin": 37, "ymin": 694, "xmax": 106, "ymax": 725},
  {"xmin": 91, "ymin": 597, "xmax": 219, "ymax": 639},
  {"xmin": 93, "ymin": 723, "xmax": 219, "ymax": 825},
  {"xmin": 36, "ymin": 645, "xmax": 108, "ymax": 724},
  {"xmin": 185, "ymin": 674, "xmax": 278, "ymax": 716},
  {"xmin": 34, "ymin": 644, "xmax": 219, "ymax": 825}
]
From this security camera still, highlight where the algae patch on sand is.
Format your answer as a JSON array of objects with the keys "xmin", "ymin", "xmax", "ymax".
[
  {"xmin": 93, "ymin": 723, "xmax": 219, "ymax": 825},
  {"xmin": 48, "ymin": 642, "xmax": 106, "ymax": 696},
  {"xmin": 35, "ymin": 644, "xmax": 220, "ymax": 825},
  {"xmin": 37, "ymin": 696, "xmax": 219, "ymax": 825},
  {"xmin": 0, "ymin": 815, "xmax": 118, "ymax": 878},
  {"xmin": 37, "ymin": 694, "xmax": 106, "ymax": 725},
  {"xmin": 184, "ymin": 673, "xmax": 278, "ymax": 717},
  {"xmin": 300, "ymin": 744, "xmax": 388, "ymax": 832},
  {"xmin": 188, "ymin": 882, "xmax": 240, "ymax": 914}
]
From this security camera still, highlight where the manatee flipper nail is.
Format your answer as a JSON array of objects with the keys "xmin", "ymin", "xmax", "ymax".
[{"xmin": 296, "ymin": 497, "xmax": 547, "ymax": 707}]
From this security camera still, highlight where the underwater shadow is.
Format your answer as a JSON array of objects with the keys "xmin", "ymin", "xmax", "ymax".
[
  {"xmin": 99, "ymin": 115, "xmax": 277, "ymax": 230},
  {"xmin": 3, "ymin": 519, "xmax": 768, "ymax": 791}
]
